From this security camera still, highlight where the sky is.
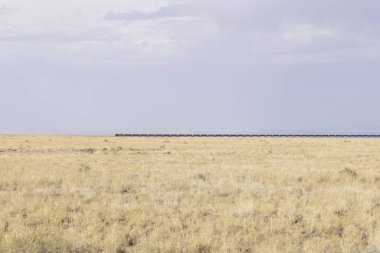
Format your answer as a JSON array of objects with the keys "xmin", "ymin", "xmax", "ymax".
[{"xmin": 1, "ymin": 0, "xmax": 380, "ymax": 134}]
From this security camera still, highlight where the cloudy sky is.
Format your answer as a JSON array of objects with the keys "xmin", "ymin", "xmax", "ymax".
[{"xmin": 1, "ymin": 0, "xmax": 380, "ymax": 134}]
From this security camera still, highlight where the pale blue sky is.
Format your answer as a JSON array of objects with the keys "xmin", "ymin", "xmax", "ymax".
[{"xmin": 1, "ymin": 0, "xmax": 380, "ymax": 134}]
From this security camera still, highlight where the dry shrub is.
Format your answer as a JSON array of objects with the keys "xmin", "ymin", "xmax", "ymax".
[{"xmin": 339, "ymin": 168, "xmax": 358, "ymax": 178}]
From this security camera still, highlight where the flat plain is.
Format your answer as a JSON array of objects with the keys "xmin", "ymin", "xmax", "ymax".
[{"xmin": 0, "ymin": 136, "xmax": 380, "ymax": 253}]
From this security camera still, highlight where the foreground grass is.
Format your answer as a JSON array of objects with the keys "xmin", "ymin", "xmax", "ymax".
[{"xmin": 0, "ymin": 136, "xmax": 379, "ymax": 252}]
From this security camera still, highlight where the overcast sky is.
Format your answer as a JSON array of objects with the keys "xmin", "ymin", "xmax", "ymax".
[{"xmin": 1, "ymin": 0, "xmax": 380, "ymax": 134}]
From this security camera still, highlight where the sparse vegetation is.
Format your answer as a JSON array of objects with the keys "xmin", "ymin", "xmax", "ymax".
[{"xmin": 0, "ymin": 136, "xmax": 380, "ymax": 252}]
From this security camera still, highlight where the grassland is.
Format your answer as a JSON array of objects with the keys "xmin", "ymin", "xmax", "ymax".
[{"xmin": 0, "ymin": 136, "xmax": 379, "ymax": 253}]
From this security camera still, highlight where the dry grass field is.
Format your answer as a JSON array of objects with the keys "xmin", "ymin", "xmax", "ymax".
[{"xmin": 0, "ymin": 136, "xmax": 380, "ymax": 253}]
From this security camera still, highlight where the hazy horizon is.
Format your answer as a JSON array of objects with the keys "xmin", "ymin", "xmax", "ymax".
[{"xmin": 1, "ymin": 0, "xmax": 380, "ymax": 134}]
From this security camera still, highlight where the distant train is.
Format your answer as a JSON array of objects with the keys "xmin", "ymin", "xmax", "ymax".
[{"xmin": 115, "ymin": 134, "xmax": 380, "ymax": 138}]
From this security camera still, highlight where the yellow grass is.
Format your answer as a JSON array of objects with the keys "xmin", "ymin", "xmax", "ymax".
[{"xmin": 0, "ymin": 136, "xmax": 380, "ymax": 252}]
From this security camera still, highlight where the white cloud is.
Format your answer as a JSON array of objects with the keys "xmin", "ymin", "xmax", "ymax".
[
  {"xmin": 1, "ymin": 0, "xmax": 380, "ymax": 134},
  {"xmin": 1, "ymin": 0, "xmax": 380, "ymax": 65},
  {"xmin": 104, "ymin": 4, "xmax": 199, "ymax": 21},
  {"xmin": 0, "ymin": 1, "xmax": 221, "ymax": 64},
  {"xmin": 281, "ymin": 24, "xmax": 337, "ymax": 45}
]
